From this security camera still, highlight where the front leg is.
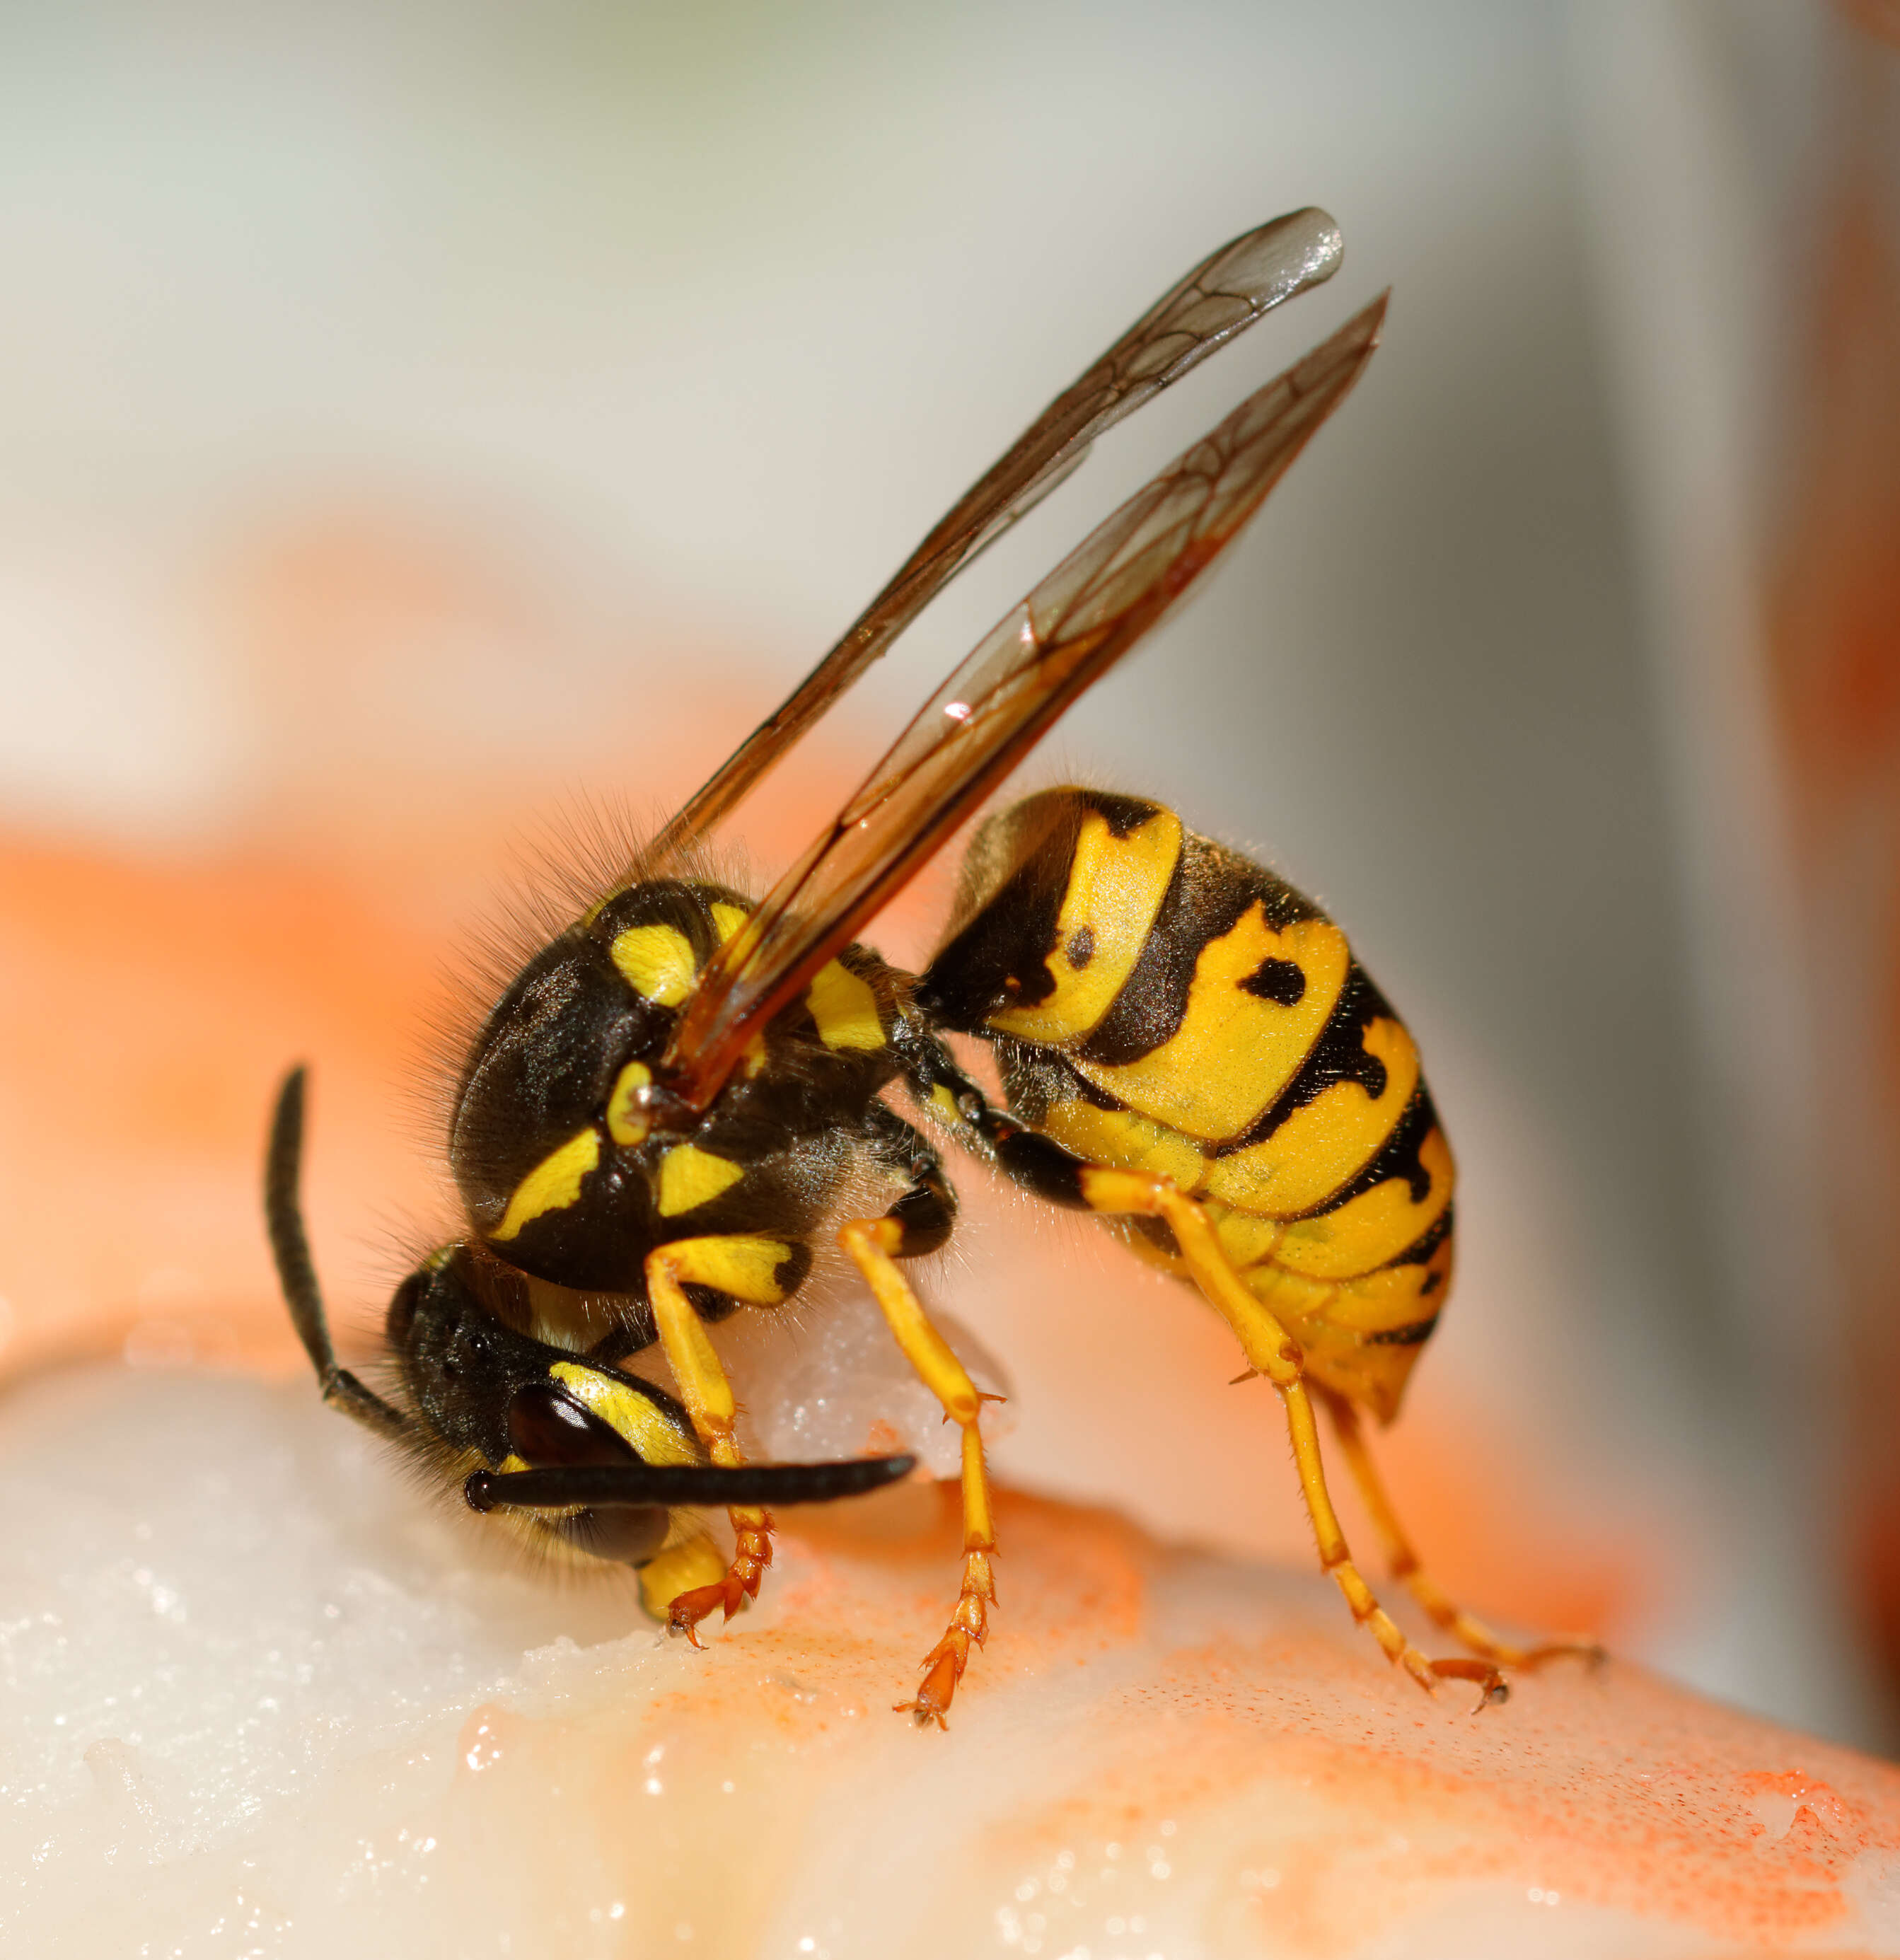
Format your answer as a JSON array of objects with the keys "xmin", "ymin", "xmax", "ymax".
[{"xmin": 644, "ymin": 1244, "xmax": 774, "ymax": 1637}]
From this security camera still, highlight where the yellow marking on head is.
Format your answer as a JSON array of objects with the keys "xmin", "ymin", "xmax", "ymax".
[
  {"xmin": 549, "ymin": 1359, "xmax": 705, "ymax": 1467},
  {"xmin": 987, "ymin": 807, "xmax": 1183, "ymax": 1043},
  {"xmin": 1072, "ymin": 908, "xmax": 1350, "ymax": 1142},
  {"xmin": 490, "ymin": 1127, "xmax": 601, "ymax": 1242},
  {"xmin": 610, "ymin": 924, "xmax": 698, "ymax": 1007},
  {"xmin": 709, "ymin": 902, "xmax": 751, "ymax": 944},
  {"xmin": 656, "ymin": 1142, "xmax": 747, "ymax": 1217},
  {"xmin": 667, "ymin": 1234, "xmax": 797, "ymax": 1304},
  {"xmin": 1040, "ymin": 1096, "xmax": 1210, "ymax": 1193},
  {"xmin": 806, "ymin": 959, "xmax": 885, "ymax": 1051},
  {"xmin": 637, "ymin": 1529, "xmax": 726, "ymax": 1620},
  {"xmin": 1272, "ymin": 1128, "xmax": 1455, "ymax": 1281},
  {"xmin": 606, "ymin": 1060, "xmax": 652, "ymax": 1147},
  {"xmin": 1203, "ymin": 1018, "xmax": 1420, "ymax": 1219}
]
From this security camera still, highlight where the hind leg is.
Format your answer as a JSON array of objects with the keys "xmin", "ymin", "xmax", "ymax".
[
  {"xmin": 1075, "ymin": 1165, "xmax": 1503, "ymax": 1705},
  {"xmin": 1318, "ymin": 1384, "xmax": 1604, "ymax": 1672},
  {"xmin": 899, "ymin": 1047, "xmax": 1505, "ymax": 1706}
]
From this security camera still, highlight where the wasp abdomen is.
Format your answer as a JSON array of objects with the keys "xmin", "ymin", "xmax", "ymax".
[{"xmin": 921, "ymin": 787, "xmax": 1455, "ymax": 1420}]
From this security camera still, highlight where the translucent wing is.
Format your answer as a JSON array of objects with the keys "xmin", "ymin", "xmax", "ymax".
[
  {"xmin": 647, "ymin": 208, "xmax": 1345, "ymax": 864},
  {"xmin": 657, "ymin": 294, "xmax": 1387, "ymax": 1111}
]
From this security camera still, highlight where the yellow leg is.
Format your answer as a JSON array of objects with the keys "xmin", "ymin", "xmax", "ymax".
[
  {"xmin": 838, "ymin": 1216, "xmax": 997, "ymax": 1729},
  {"xmin": 1318, "ymin": 1384, "xmax": 1604, "ymax": 1672},
  {"xmin": 646, "ymin": 1248, "xmax": 773, "ymax": 1637},
  {"xmin": 1078, "ymin": 1167, "xmax": 1504, "ymax": 1707}
]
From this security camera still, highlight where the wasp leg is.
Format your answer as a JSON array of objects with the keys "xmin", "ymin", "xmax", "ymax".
[
  {"xmin": 644, "ymin": 1248, "xmax": 773, "ymax": 1640},
  {"xmin": 837, "ymin": 1130, "xmax": 990, "ymax": 1729},
  {"xmin": 1073, "ymin": 1164, "xmax": 1502, "ymax": 1706},
  {"xmin": 1317, "ymin": 1384, "xmax": 1604, "ymax": 1674},
  {"xmin": 898, "ymin": 1045, "xmax": 1503, "ymax": 1708}
]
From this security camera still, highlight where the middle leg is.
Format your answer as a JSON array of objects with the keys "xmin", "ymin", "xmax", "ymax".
[
  {"xmin": 1319, "ymin": 1382, "xmax": 1604, "ymax": 1673},
  {"xmin": 838, "ymin": 1118, "xmax": 995, "ymax": 1728}
]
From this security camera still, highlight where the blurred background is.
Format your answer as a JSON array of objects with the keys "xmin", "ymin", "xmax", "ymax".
[{"xmin": 1, "ymin": 0, "xmax": 1896, "ymax": 1751}]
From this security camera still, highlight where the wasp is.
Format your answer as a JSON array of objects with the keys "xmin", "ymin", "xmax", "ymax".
[{"xmin": 266, "ymin": 207, "xmax": 1598, "ymax": 1726}]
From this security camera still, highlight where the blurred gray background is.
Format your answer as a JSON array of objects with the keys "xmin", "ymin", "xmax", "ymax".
[{"xmin": 0, "ymin": 3, "xmax": 1878, "ymax": 1743}]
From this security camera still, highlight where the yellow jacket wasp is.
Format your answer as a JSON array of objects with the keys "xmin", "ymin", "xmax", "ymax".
[{"xmin": 266, "ymin": 207, "xmax": 1597, "ymax": 1725}]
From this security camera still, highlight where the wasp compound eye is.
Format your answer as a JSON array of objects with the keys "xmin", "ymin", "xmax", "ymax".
[
  {"xmin": 555, "ymin": 1507, "xmax": 671, "ymax": 1566},
  {"xmin": 384, "ymin": 1268, "xmax": 423, "ymax": 1353},
  {"xmin": 505, "ymin": 1381, "xmax": 638, "ymax": 1470}
]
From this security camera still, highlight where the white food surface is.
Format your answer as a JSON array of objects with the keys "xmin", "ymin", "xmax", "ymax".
[{"xmin": 7, "ymin": 1359, "xmax": 1899, "ymax": 1959}]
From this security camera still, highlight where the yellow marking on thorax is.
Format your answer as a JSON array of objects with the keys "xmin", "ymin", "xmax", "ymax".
[
  {"xmin": 490, "ymin": 1127, "xmax": 601, "ymax": 1242},
  {"xmin": 709, "ymin": 902, "xmax": 751, "ymax": 944},
  {"xmin": 1071, "ymin": 908, "xmax": 1350, "ymax": 1141},
  {"xmin": 549, "ymin": 1359, "xmax": 705, "ymax": 1466},
  {"xmin": 657, "ymin": 1142, "xmax": 747, "ymax": 1217},
  {"xmin": 987, "ymin": 807, "xmax": 1183, "ymax": 1044},
  {"xmin": 1039, "ymin": 1096, "xmax": 1209, "ymax": 1193},
  {"xmin": 806, "ymin": 959, "xmax": 885, "ymax": 1051},
  {"xmin": 611, "ymin": 924, "xmax": 697, "ymax": 1006},
  {"xmin": 666, "ymin": 1234, "xmax": 797, "ymax": 1304},
  {"xmin": 1203, "ymin": 1018, "xmax": 1420, "ymax": 1219},
  {"xmin": 1272, "ymin": 1127, "xmax": 1455, "ymax": 1280},
  {"xmin": 607, "ymin": 1060, "xmax": 651, "ymax": 1147}
]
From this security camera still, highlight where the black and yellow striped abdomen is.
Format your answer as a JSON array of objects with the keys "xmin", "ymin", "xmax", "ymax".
[{"xmin": 922, "ymin": 787, "xmax": 1454, "ymax": 1422}]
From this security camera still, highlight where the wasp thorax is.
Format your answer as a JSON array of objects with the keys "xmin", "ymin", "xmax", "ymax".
[
  {"xmin": 451, "ymin": 930, "xmax": 652, "ymax": 1213},
  {"xmin": 446, "ymin": 881, "xmax": 770, "ymax": 1293}
]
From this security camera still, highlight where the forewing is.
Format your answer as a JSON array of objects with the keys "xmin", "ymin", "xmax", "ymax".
[
  {"xmin": 660, "ymin": 294, "xmax": 1387, "ymax": 1108},
  {"xmin": 647, "ymin": 209, "xmax": 1344, "ymax": 863}
]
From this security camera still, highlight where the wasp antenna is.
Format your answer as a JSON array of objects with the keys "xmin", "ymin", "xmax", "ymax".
[
  {"xmin": 265, "ymin": 1066, "xmax": 333, "ymax": 1375},
  {"xmin": 463, "ymin": 1454, "xmax": 918, "ymax": 1513},
  {"xmin": 264, "ymin": 1065, "xmax": 412, "ymax": 1442}
]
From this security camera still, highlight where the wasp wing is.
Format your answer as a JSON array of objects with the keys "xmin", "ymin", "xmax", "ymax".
[
  {"xmin": 658, "ymin": 294, "xmax": 1386, "ymax": 1109},
  {"xmin": 647, "ymin": 209, "xmax": 1345, "ymax": 864}
]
